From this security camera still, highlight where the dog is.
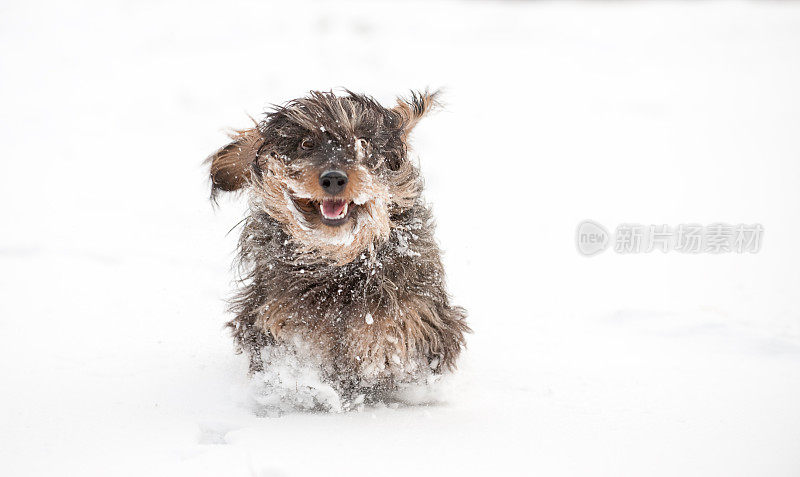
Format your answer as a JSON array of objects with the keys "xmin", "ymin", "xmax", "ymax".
[{"xmin": 207, "ymin": 90, "xmax": 469, "ymax": 409}]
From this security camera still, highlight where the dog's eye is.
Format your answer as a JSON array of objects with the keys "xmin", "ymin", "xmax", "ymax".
[
  {"xmin": 300, "ymin": 138, "xmax": 315, "ymax": 150},
  {"xmin": 356, "ymin": 138, "xmax": 368, "ymax": 149}
]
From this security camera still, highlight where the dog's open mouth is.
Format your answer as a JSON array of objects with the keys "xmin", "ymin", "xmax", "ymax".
[{"xmin": 318, "ymin": 198, "xmax": 354, "ymax": 226}]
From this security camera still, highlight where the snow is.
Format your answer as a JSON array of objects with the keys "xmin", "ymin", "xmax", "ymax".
[
  {"xmin": 2, "ymin": 1, "xmax": 800, "ymax": 476},
  {"xmin": 251, "ymin": 337, "xmax": 345, "ymax": 414}
]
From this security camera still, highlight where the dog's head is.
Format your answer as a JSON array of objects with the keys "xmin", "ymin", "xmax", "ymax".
[{"xmin": 208, "ymin": 90, "xmax": 439, "ymax": 264}]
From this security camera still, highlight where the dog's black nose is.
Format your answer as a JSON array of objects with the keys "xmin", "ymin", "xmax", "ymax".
[{"xmin": 319, "ymin": 170, "xmax": 348, "ymax": 195}]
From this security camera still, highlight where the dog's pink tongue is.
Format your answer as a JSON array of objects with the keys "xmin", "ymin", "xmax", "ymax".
[{"xmin": 322, "ymin": 199, "xmax": 347, "ymax": 218}]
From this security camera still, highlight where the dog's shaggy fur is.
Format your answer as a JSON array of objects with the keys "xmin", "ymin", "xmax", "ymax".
[{"xmin": 207, "ymin": 90, "xmax": 469, "ymax": 404}]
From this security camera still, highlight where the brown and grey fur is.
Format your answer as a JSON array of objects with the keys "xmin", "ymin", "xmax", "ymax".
[{"xmin": 207, "ymin": 90, "xmax": 469, "ymax": 402}]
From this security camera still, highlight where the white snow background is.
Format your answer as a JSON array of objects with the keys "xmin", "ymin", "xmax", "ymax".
[{"xmin": 2, "ymin": 1, "xmax": 800, "ymax": 476}]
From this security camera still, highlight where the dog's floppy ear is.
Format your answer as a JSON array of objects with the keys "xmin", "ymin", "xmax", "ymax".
[
  {"xmin": 392, "ymin": 89, "xmax": 441, "ymax": 139},
  {"xmin": 206, "ymin": 126, "xmax": 264, "ymax": 200}
]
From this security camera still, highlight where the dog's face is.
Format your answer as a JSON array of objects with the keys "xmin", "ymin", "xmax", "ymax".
[{"xmin": 208, "ymin": 90, "xmax": 438, "ymax": 264}]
